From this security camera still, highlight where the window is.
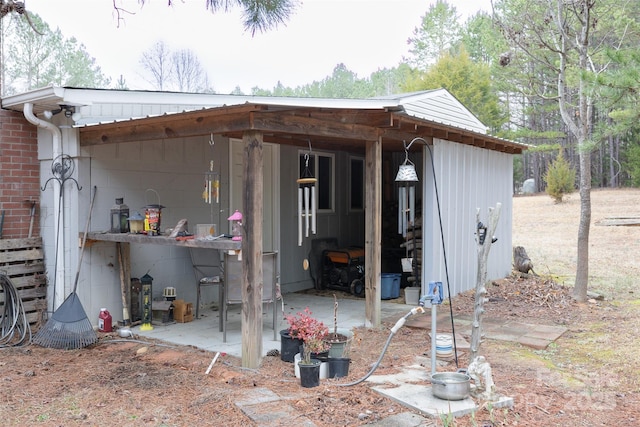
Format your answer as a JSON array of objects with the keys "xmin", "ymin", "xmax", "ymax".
[
  {"xmin": 299, "ymin": 151, "xmax": 334, "ymax": 211},
  {"xmin": 349, "ymin": 157, "xmax": 364, "ymax": 211}
]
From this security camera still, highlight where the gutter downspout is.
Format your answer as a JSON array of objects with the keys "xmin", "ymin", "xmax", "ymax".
[{"xmin": 23, "ymin": 102, "xmax": 65, "ymax": 311}]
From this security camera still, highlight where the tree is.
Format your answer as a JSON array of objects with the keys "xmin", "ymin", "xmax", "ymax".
[
  {"xmin": 623, "ymin": 144, "xmax": 640, "ymax": 187},
  {"xmin": 405, "ymin": 47, "xmax": 506, "ymax": 131},
  {"xmin": 544, "ymin": 151, "xmax": 576, "ymax": 203},
  {"xmin": 313, "ymin": 64, "xmax": 373, "ymax": 99},
  {"xmin": 460, "ymin": 11, "xmax": 505, "ymax": 66},
  {"xmin": 139, "ymin": 41, "xmax": 173, "ymax": 91},
  {"xmin": 370, "ymin": 64, "xmax": 414, "ymax": 97},
  {"xmin": 132, "ymin": 0, "xmax": 298, "ymax": 36},
  {"xmin": 406, "ymin": 0, "xmax": 462, "ymax": 68},
  {"xmin": 0, "ymin": 0, "xmax": 40, "ymax": 33},
  {"xmin": 114, "ymin": 75, "xmax": 129, "ymax": 90},
  {"xmin": 172, "ymin": 48, "xmax": 209, "ymax": 92},
  {"xmin": 139, "ymin": 42, "xmax": 212, "ymax": 92},
  {"xmin": 1, "ymin": 12, "xmax": 110, "ymax": 95},
  {"xmin": 495, "ymin": 0, "xmax": 634, "ymax": 302}
]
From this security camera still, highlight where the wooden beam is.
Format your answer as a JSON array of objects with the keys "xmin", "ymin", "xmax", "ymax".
[
  {"xmin": 79, "ymin": 105, "xmax": 525, "ymax": 154},
  {"xmin": 250, "ymin": 111, "xmax": 379, "ymax": 141},
  {"xmin": 364, "ymin": 136, "xmax": 382, "ymax": 328},
  {"xmin": 303, "ymin": 109, "xmax": 394, "ymax": 128},
  {"xmin": 241, "ymin": 130, "xmax": 264, "ymax": 369},
  {"xmin": 80, "ymin": 112, "xmax": 253, "ymax": 146},
  {"xmin": 116, "ymin": 242, "xmax": 131, "ymax": 325}
]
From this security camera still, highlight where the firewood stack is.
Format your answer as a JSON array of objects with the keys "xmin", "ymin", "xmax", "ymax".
[{"xmin": 400, "ymin": 216, "xmax": 422, "ymax": 287}]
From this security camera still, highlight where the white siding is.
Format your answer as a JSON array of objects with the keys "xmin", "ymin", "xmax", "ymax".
[
  {"xmin": 421, "ymin": 139, "xmax": 513, "ymax": 298},
  {"xmin": 400, "ymin": 90, "xmax": 488, "ymax": 134}
]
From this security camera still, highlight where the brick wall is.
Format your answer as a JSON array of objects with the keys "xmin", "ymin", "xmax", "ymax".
[{"xmin": 0, "ymin": 109, "xmax": 40, "ymax": 238}]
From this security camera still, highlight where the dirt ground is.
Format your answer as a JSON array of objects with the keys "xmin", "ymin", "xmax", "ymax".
[{"xmin": 1, "ymin": 188, "xmax": 639, "ymax": 426}]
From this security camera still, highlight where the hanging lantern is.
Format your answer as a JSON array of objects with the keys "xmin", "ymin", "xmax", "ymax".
[
  {"xmin": 297, "ymin": 152, "xmax": 317, "ymax": 246},
  {"xmin": 395, "ymin": 155, "xmax": 418, "ymax": 237}
]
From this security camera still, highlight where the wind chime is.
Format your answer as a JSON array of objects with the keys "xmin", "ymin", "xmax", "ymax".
[
  {"xmin": 297, "ymin": 143, "xmax": 317, "ymax": 246},
  {"xmin": 202, "ymin": 135, "xmax": 220, "ymax": 205},
  {"xmin": 203, "ymin": 166, "xmax": 220, "ymax": 205},
  {"xmin": 395, "ymin": 145, "xmax": 419, "ymax": 237}
]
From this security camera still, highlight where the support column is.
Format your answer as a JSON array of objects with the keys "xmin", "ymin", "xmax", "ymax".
[
  {"xmin": 241, "ymin": 130, "xmax": 264, "ymax": 368},
  {"xmin": 364, "ymin": 137, "xmax": 382, "ymax": 327}
]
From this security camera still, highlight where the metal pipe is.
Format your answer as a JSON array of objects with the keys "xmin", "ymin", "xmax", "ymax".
[
  {"xmin": 431, "ymin": 301, "xmax": 437, "ymax": 376},
  {"xmin": 23, "ymin": 103, "xmax": 65, "ymax": 311}
]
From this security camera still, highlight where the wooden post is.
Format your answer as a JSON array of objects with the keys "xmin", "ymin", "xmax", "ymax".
[
  {"xmin": 116, "ymin": 242, "xmax": 131, "ymax": 325},
  {"xmin": 469, "ymin": 203, "xmax": 501, "ymax": 362},
  {"xmin": 241, "ymin": 130, "xmax": 264, "ymax": 369},
  {"xmin": 364, "ymin": 137, "xmax": 382, "ymax": 327}
]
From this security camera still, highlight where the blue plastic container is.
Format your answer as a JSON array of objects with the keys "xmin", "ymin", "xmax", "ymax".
[{"xmin": 381, "ymin": 273, "xmax": 401, "ymax": 299}]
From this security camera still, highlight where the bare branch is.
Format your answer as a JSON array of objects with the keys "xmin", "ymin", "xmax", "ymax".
[{"xmin": 0, "ymin": 0, "xmax": 43, "ymax": 35}]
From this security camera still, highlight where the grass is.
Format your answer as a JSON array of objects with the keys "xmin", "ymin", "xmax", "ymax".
[{"xmin": 513, "ymin": 189, "xmax": 640, "ymax": 301}]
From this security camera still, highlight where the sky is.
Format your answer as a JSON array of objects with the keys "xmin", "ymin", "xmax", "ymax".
[{"xmin": 24, "ymin": 0, "xmax": 493, "ymax": 94}]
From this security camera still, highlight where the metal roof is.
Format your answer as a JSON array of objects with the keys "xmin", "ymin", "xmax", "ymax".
[{"xmin": 2, "ymin": 86, "xmax": 525, "ymax": 154}]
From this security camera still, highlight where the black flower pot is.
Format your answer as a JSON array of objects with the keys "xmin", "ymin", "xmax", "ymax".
[
  {"xmin": 280, "ymin": 329, "xmax": 303, "ymax": 363},
  {"xmin": 328, "ymin": 357, "xmax": 351, "ymax": 378},
  {"xmin": 298, "ymin": 359, "xmax": 321, "ymax": 388}
]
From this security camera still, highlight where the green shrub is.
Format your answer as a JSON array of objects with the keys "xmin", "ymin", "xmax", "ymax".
[
  {"xmin": 544, "ymin": 152, "xmax": 575, "ymax": 203},
  {"xmin": 623, "ymin": 144, "xmax": 640, "ymax": 187}
]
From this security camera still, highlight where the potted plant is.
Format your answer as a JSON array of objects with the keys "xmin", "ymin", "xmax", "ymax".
[
  {"xmin": 324, "ymin": 295, "xmax": 353, "ymax": 358},
  {"xmin": 325, "ymin": 295, "xmax": 353, "ymax": 378},
  {"xmin": 284, "ymin": 307, "xmax": 330, "ymax": 387}
]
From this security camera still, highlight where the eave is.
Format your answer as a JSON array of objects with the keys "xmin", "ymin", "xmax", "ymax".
[{"xmin": 78, "ymin": 103, "xmax": 525, "ymax": 155}]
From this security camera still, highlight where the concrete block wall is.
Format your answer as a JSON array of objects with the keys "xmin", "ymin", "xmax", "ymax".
[
  {"xmin": 0, "ymin": 109, "xmax": 40, "ymax": 239},
  {"xmin": 79, "ymin": 134, "xmax": 232, "ymax": 324}
]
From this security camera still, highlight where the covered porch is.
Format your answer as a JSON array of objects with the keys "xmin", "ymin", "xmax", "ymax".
[{"xmin": 1, "ymin": 87, "xmax": 525, "ymax": 369}]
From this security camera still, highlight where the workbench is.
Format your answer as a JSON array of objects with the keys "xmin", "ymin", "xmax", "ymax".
[
  {"xmin": 85, "ymin": 232, "xmax": 241, "ymax": 251},
  {"xmin": 85, "ymin": 232, "xmax": 241, "ymax": 325}
]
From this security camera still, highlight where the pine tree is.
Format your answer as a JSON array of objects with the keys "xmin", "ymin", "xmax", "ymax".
[{"xmin": 544, "ymin": 151, "xmax": 576, "ymax": 203}]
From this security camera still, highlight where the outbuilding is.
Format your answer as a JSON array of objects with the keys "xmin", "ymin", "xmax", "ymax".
[{"xmin": 2, "ymin": 86, "xmax": 526, "ymax": 367}]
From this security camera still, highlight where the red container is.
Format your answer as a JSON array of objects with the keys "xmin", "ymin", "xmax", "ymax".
[{"xmin": 98, "ymin": 308, "xmax": 112, "ymax": 332}]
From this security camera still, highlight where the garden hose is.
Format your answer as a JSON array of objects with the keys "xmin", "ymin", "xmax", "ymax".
[
  {"xmin": 335, "ymin": 307, "xmax": 424, "ymax": 387},
  {"xmin": 0, "ymin": 273, "xmax": 31, "ymax": 347}
]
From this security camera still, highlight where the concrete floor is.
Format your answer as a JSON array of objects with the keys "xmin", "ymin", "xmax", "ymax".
[{"xmin": 132, "ymin": 291, "xmax": 417, "ymax": 358}]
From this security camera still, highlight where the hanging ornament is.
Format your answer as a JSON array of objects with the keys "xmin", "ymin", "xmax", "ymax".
[
  {"xmin": 395, "ymin": 147, "xmax": 419, "ymax": 237},
  {"xmin": 202, "ymin": 135, "xmax": 220, "ymax": 205},
  {"xmin": 297, "ymin": 143, "xmax": 317, "ymax": 246}
]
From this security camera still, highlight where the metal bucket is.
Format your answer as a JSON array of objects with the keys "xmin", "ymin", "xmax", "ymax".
[
  {"xmin": 144, "ymin": 189, "xmax": 164, "ymax": 234},
  {"xmin": 144, "ymin": 204, "xmax": 164, "ymax": 233},
  {"xmin": 429, "ymin": 371, "xmax": 471, "ymax": 400}
]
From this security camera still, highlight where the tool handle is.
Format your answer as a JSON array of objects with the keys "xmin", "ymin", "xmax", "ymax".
[{"xmin": 72, "ymin": 186, "xmax": 97, "ymax": 293}]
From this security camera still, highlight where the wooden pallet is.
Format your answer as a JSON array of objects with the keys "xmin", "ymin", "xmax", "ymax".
[{"xmin": 0, "ymin": 237, "xmax": 47, "ymax": 329}]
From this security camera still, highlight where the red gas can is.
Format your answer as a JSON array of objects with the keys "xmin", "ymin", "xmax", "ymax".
[{"xmin": 98, "ymin": 308, "xmax": 112, "ymax": 332}]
